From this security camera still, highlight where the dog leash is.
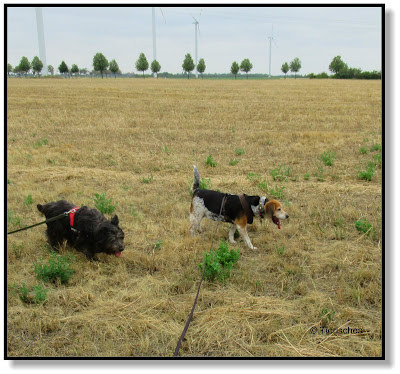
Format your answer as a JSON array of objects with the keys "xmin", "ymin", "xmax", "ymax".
[
  {"xmin": 174, "ymin": 194, "xmax": 227, "ymax": 357},
  {"xmin": 7, "ymin": 208, "xmax": 79, "ymax": 235}
]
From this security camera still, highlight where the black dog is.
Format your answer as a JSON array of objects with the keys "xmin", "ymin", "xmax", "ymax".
[{"xmin": 37, "ymin": 200, "xmax": 125, "ymax": 260}]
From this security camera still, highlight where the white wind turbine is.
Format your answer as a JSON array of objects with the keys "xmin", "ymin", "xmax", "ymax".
[
  {"xmin": 35, "ymin": 7, "xmax": 48, "ymax": 76},
  {"xmin": 152, "ymin": 7, "xmax": 166, "ymax": 78},
  {"xmin": 191, "ymin": 11, "xmax": 201, "ymax": 78},
  {"xmin": 267, "ymin": 25, "xmax": 278, "ymax": 78}
]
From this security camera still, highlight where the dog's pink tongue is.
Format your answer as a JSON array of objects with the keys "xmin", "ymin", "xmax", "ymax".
[
  {"xmin": 272, "ymin": 216, "xmax": 281, "ymax": 229},
  {"xmin": 115, "ymin": 252, "xmax": 122, "ymax": 257}
]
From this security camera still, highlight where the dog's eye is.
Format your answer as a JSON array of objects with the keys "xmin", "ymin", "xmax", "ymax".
[{"xmin": 277, "ymin": 208, "xmax": 281, "ymax": 211}]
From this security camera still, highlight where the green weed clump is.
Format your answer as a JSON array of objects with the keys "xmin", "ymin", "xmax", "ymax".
[
  {"xmin": 358, "ymin": 162, "xmax": 374, "ymax": 181},
  {"xmin": 270, "ymin": 165, "xmax": 292, "ymax": 181},
  {"xmin": 354, "ymin": 219, "xmax": 373, "ymax": 235},
  {"xmin": 141, "ymin": 174, "xmax": 154, "ymax": 184},
  {"xmin": 320, "ymin": 151, "xmax": 336, "ymax": 166},
  {"xmin": 11, "ymin": 283, "xmax": 48, "ymax": 304},
  {"xmin": 24, "ymin": 194, "xmax": 33, "ymax": 206},
  {"xmin": 234, "ymin": 148, "xmax": 245, "ymax": 156},
  {"xmin": 205, "ymin": 154, "xmax": 217, "ymax": 167},
  {"xmin": 198, "ymin": 239, "xmax": 240, "ymax": 282},
  {"xmin": 34, "ymin": 252, "xmax": 75, "ymax": 284},
  {"xmin": 92, "ymin": 192, "xmax": 116, "ymax": 214}
]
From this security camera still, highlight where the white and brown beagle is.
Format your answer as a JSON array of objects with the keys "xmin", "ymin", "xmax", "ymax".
[{"xmin": 190, "ymin": 166, "xmax": 289, "ymax": 249}]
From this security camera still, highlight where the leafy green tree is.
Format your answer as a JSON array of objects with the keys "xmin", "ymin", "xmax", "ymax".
[
  {"xmin": 240, "ymin": 58, "xmax": 253, "ymax": 79},
  {"xmin": 197, "ymin": 58, "xmax": 206, "ymax": 79},
  {"xmin": 8, "ymin": 63, "xmax": 12, "ymax": 77},
  {"xmin": 47, "ymin": 65, "xmax": 54, "ymax": 75},
  {"xmin": 230, "ymin": 61, "xmax": 239, "ymax": 79},
  {"xmin": 58, "ymin": 61, "xmax": 69, "ymax": 77},
  {"xmin": 109, "ymin": 59, "xmax": 120, "ymax": 78},
  {"xmin": 71, "ymin": 64, "xmax": 79, "ymax": 75},
  {"xmin": 150, "ymin": 60, "xmax": 161, "ymax": 79},
  {"xmin": 92, "ymin": 52, "xmax": 109, "ymax": 79},
  {"xmin": 19, "ymin": 56, "xmax": 31, "ymax": 77},
  {"xmin": 290, "ymin": 57, "xmax": 302, "ymax": 79},
  {"xmin": 182, "ymin": 53, "xmax": 195, "ymax": 79},
  {"xmin": 79, "ymin": 68, "xmax": 89, "ymax": 75},
  {"xmin": 329, "ymin": 56, "xmax": 348, "ymax": 75},
  {"xmin": 281, "ymin": 62, "xmax": 289, "ymax": 79},
  {"xmin": 13, "ymin": 65, "xmax": 22, "ymax": 77},
  {"xmin": 31, "ymin": 56, "xmax": 44, "ymax": 77},
  {"xmin": 135, "ymin": 53, "xmax": 149, "ymax": 78}
]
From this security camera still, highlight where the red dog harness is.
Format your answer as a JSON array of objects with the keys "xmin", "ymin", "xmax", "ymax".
[{"xmin": 69, "ymin": 207, "xmax": 80, "ymax": 228}]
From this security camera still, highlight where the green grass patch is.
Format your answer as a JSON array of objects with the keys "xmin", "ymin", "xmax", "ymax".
[
  {"xmin": 205, "ymin": 154, "xmax": 217, "ymax": 167},
  {"xmin": 320, "ymin": 151, "xmax": 336, "ymax": 166},
  {"xmin": 92, "ymin": 192, "xmax": 116, "ymax": 214},
  {"xmin": 198, "ymin": 239, "xmax": 240, "ymax": 282},
  {"xmin": 34, "ymin": 252, "xmax": 75, "ymax": 285}
]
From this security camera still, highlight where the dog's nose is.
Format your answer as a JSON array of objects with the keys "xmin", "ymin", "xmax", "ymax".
[{"xmin": 286, "ymin": 214, "xmax": 289, "ymax": 219}]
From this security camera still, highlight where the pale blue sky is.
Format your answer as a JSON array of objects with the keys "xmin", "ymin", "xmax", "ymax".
[{"xmin": 7, "ymin": 5, "xmax": 382, "ymax": 75}]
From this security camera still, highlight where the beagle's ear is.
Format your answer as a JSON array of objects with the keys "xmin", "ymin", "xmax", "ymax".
[{"xmin": 264, "ymin": 200, "xmax": 276, "ymax": 217}]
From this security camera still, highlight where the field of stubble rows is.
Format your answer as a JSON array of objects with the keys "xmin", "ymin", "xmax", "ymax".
[{"xmin": 7, "ymin": 77, "xmax": 382, "ymax": 357}]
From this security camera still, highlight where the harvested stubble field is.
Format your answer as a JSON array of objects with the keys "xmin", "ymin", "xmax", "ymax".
[{"xmin": 7, "ymin": 77, "xmax": 382, "ymax": 357}]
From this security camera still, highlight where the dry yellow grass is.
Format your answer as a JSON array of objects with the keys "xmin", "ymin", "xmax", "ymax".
[{"xmin": 7, "ymin": 77, "xmax": 382, "ymax": 357}]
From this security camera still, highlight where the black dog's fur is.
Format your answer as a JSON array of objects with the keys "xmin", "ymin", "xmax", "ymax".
[{"xmin": 37, "ymin": 200, "xmax": 125, "ymax": 260}]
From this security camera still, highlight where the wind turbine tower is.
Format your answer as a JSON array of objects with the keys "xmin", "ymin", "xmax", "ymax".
[
  {"xmin": 35, "ymin": 7, "xmax": 47, "ymax": 76},
  {"xmin": 152, "ymin": 7, "xmax": 156, "ymax": 77},
  {"xmin": 192, "ymin": 16, "xmax": 199, "ymax": 78},
  {"xmin": 267, "ymin": 25, "xmax": 277, "ymax": 78},
  {"xmin": 152, "ymin": 7, "xmax": 166, "ymax": 78}
]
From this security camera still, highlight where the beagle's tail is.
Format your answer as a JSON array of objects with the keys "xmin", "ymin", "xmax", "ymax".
[{"xmin": 193, "ymin": 165, "xmax": 200, "ymax": 191}]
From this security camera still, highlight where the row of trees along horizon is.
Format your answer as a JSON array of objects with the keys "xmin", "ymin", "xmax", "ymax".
[{"xmin": 8, "ymin": 52, "xmax": 381, "ymax": 80}]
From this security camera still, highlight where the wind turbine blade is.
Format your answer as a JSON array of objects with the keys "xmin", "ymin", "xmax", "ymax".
[
  {"xmin": 272, "ymin": 37, "xmax": 278, "ymax": 48},
  {"xmin": 159, "ymin": 8, "xmax": 166, "ymax": 23}
]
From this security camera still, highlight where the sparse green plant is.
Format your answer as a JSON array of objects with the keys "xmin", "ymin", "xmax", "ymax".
[
  {"xmin": 205, "ymin": 154, "xmax": 217, "ymax": 167},
  {"xmin": 315, "ymin": 165, "xmax": 325, "ymax": 182},
  {"xmin": 355, "ymin": 218, "xmax": 373, "ymax": 235},
  {"xmin": 235, "ymin": 148, "xmax": 245, "ymax": 156},
  {"xmin": 92, "ymin": 192, "xmax": 116, "ymax": 214},
  {"xmin": 129, "ymin": 204, "xmax": 138, "ymax": 217},
  {"xmin": 7, "ymin": 209, "xmax": 21, "ymax": 227},
  {"xmin": 257, "ymin": 180, "xmax": 269, "ymax": 193},
  {"xmin": 275, "ymin": 245, "xmax": 285, "ymax": 256},
  {"xmin": 24, "ymin": 194, "xmax": 33, "ymax": 206},
  {"xmin": 321, "ymin": 307, "xmax": 336, "ymax": 322},
  {"xmin": 360, "ymin": 146, "xmax": 368, "ymax": 154},
  {"xmin": 198, "ymin": 239, "xmax": 240, "ymax": 282},
  {"xmin": 12, "ymin": 283, "xmax": 48, "ymax": 304},
  {"xmin": 270, "ymin": 165, "xmax": 292, "ymax": 181},
  {"xmin": 247, "ymin": 172, "xmax": 260, "ymax": 182},
  {"xmin": 373, "ymin": 153, "xmax": 381, "ymax": 166},
  {"xmin": 304, "ymin": 173, "xmax": 310, "ymax": 181},
  {"xmin": 320, "ymin": 151, "xmax": 336, "ymax": 166},
  {"xmin": 268, "ymin": 185, "xmax": 286, "ymax": 200},
  {"xmin": 33, "ymin": 138, "xmax": 49, "ymax": 148},
  {"xmin": 141, "ymin": 174, "xmax": 154, "ymax": 184},
  {"xmin": 229, "ymin": 159, "xmax": 239, "ymax": 166},
  {"xmin": 369, "ymin": 143, "xmax": 381, "ymax": 152},
  {"xmin": 358, "ymin": 162, "xmax": 374, "ymax": 181},
  {"xmin": 153, "ymin": 240, "xmax": 163, "ymax": 251},
  {"xmin": 199, "ymin": 177, "xmax": 211, "ymax": 190},
  {"xmin": 34, "ymin": 252, "xmax": 75, "ymax": 285}
]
